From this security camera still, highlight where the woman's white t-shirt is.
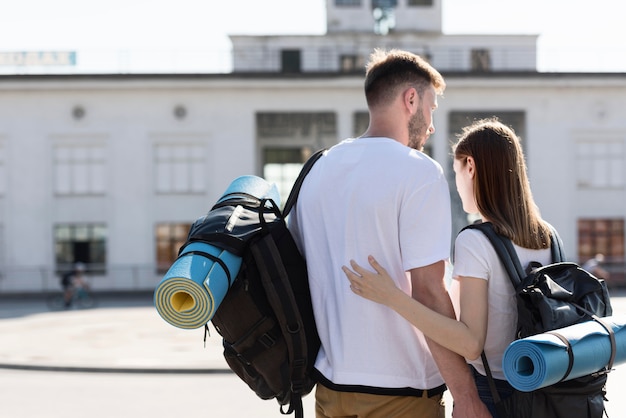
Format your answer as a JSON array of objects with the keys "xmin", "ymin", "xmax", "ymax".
[{"xmin": 450, "ymin": 228, "xmax": 552, "ymax": 380}]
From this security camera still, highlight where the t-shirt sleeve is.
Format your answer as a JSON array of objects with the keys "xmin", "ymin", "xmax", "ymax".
[
  {"xmin": 452, "ymin": 229, "xmax": 492, "ymax": 281},
  {"xmin": 399, "ymin": 172, "xmax": 452, "ymax": 271}
]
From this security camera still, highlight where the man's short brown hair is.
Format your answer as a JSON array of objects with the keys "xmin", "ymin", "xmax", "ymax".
[{"xmin": 364, "ymin": 49, "xmax": 445, "ymax": 108}]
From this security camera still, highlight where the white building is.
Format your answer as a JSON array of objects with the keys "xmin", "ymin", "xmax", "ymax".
[{"xmin": 0, "ymin": 0, "xmax": 624, "ymax": 293}]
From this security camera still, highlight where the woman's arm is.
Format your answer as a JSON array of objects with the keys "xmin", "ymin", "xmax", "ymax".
[{"xmin": 342, "ymin": 255, "xmax": 489, "ymax": 360}]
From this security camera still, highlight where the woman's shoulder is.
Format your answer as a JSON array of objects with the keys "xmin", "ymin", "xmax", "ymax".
[
  {"xmin": 455, "ymin": 223, "xmax": 553, "ymax": 269},
  {"xmin": 456, "ymin": 226, "xmax": 490, "ymax": 245},
  {"xmin": 454, "ymin": 226, "xmax": 497, "ymax": 261},
  {"xmin": 453, "ymin": 227, "xmax": 496, "ymax": 280}
]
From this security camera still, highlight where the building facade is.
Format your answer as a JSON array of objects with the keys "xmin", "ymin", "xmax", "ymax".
[{"xmin": 0, "ymin": 0, "xmax": 624, "ymax": 292}]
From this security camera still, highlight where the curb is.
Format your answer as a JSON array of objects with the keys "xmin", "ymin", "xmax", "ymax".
[{"xmin": 0, "ymin": 363, "xmax": 233, "ymax": 374}]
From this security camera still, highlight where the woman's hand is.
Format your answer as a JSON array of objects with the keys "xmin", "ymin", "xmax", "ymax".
[{"xmin": 342, "ymin": 255, "xmax": 403, "ymax": 306}]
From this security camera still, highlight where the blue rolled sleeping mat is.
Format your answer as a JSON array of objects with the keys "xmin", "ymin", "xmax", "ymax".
[
  {"xmin": 502, "ymin": 314, "xmax": 626, "ymax": 391},
  {"xmin": 154, "ymin": 175, "xmax": 280, "ymax": 329}
]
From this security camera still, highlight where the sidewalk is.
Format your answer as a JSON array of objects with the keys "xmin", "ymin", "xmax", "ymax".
[
  {"xmin": 0, "ymin": 302, "xmax": 230, "ymax": 373},
  {"xmin": 2, "ymin": 288, "xmax": 624, "ymax": 372},
  {"xmin": 0, "ymin": 293, "xmax": 624, "ymax": 418}
]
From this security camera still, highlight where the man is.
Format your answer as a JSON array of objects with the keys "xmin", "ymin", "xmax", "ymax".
[{"xmin": 289, "ymin": 49, "xmax": 489, "ymax": 417}]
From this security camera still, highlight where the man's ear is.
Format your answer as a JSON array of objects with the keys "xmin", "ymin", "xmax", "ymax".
[{"xmin": 405, "ymin": 87, "xmax": 418, "ymax": 113}]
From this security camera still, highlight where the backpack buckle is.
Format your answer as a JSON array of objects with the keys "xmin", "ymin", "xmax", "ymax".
[{"xmin": 259, "ymin": 333, "xmax": 276, "ymax": 348}]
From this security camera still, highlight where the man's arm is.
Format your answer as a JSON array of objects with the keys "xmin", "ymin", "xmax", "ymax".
[{"xmin": 411, "ymin": 261, "xmax": 491, "ymax": 418}]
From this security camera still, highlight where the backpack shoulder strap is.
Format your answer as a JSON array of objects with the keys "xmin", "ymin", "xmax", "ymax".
[
  {"xmin": 463, "ymin": 222, "xmax": 566, "ymax": 284},
  {"xmin": 466, "ymin": 222, "xmax": 526, "ymax": 412},
  {"xmin": 546, "ymin": 223, "xmax": 566, "ymax": 263},
  {"xmin": 462, "ymin": 222, "xmax": 525, "ymax": 286},
  {"xmin": 251, "ymin": 233, "xmax": 308, "ymax": 418},
  {"xmin": 283, "ymin": 148, "xmax": 326, "ymax": 217},
  {"xmin": 467, "ymin": 221, "xmax": 569, "ymax": 407}
]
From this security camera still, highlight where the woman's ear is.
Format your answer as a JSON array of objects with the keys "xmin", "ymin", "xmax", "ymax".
[{"xmin": 466, "ymin": 156, "xmax": 476, "ymax": 179}]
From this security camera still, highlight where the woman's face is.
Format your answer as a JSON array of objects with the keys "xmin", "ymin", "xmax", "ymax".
[{"xmin": 453, "ymin": 157, "xmax": 479, "ymax": 215}]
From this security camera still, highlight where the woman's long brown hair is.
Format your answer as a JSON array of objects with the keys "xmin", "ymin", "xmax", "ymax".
[{"xmin": 453, "ymin": 118, "xmax": 550, "ymax": 249}]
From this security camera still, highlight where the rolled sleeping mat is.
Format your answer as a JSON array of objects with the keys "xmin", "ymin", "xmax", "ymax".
[
  {"xmin": 154, "ymin": 175, "xmax": 280, "ymax": 329},
  {"xmin": 502, "ymin": 315, "xmax": 626, "ymax": 391},
  {"xmin": 216, "ymin": 175, "xmax": 280, "ymax": 205},
  {"xmin": 154, "ymin": 242, "xmax": 242, "ymax": 329}
]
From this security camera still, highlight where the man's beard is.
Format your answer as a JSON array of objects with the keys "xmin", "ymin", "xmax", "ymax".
[{"xmin": 407, "ymin": 109, "xmax": 428, "ymax": 151}]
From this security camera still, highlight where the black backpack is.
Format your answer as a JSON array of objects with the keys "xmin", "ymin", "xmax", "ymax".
[
  {"xmin": 463, "ymin": 222, "xmax": 614, "ymax": 418},
  {"xmin": 182, "ymin": 149, "xmax": 324, "ymax": 418}
]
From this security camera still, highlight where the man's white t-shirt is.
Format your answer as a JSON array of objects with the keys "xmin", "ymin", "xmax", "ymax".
[
  {"xmin": 450, "ymin": 228, "xmax": 552, "ymax": 380},
  {"xmin": 289, "ymin": 137, "xmax": 452, "ymax": 391}
]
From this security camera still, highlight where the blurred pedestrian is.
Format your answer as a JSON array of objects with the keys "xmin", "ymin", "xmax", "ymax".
[{"xmin": 61, "ymin": 262, "xmax": 89, "ymax": 308}]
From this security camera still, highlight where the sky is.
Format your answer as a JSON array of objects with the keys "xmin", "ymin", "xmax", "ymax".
[{"xmin": 0, "ymin": 0, "xmax": 624, "ymax": 73}]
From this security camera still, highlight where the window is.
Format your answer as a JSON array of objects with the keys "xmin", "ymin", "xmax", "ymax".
[
  {"xmin": 256, "ymin": 112, "xmax": 337, "ymax": 139},
  {"xmin": 54, "ymin": 144, "xmax": 106, "ymax": 195},
  {"xmin": 372, "ymin": 0, "xmax": 397, "ymax": 7},
  {"xmin": 578, "ymin": 219, "xmax": 624, "ymax": 261},
  {"xmin": 319, "ymin": 47, "xmax": 334, "ymax": 72},
  {"xmin": 372, "ymin": 1, "xmax": 396, "ymax": 35},
  {"xmin": 576, "ymin": 140, "xmax": 624, "ymax": 189},
  {"xmin": 578, "ymin": 218, "xmax": 625, "ymax": 285},
  {"xmin": 257, "ymin": 112, "xmax": 338, "ymax": 205},
  {"xmin": 471, "ymin": 49, "xmax": 492, "ymax": 72},
  {"xmin": 340, "ymin": 55, "xmax": 365, "ymax": 73},
  {"xmin": 408, "ymin": 0, "xmax": 433, "ymax": 5},
  {"xmin": 263, "ymin": 148, "xmax": 313, "ymax": 206},
  {"xmin": 55, "ymin": 224, "xmax": 107, "ymax": 273},
  {"xmin": 281, "ymin": 50, "xmax": 301, "ymax": 74},
  {"xmin": 449, "ymin": 111, "xmax": 526, "ymax": 147},
  {"xmin": 155, "ymin": 223, "xmax": 192, "ymax": 274},
  {"xmin": 154, "ymin": 143, "xmax": 206, "ymax": 194},
  {"xmin": 335, "ymin": 0, "xmax": 361, "ymax": 6}
]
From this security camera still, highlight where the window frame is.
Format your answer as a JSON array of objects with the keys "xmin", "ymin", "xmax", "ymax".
[
  {"xmin": 153, "ymin": 142, "xmax": 207, "ymax": 195},
  {"xmin": 155, "ymin": 222, "xmax": 192, "ymax": 274},
  {"xmin": 53, "ymin": 142, "xmax": 107, "ymax": 196},
  {"xmin": 54, "ymin": 223, "xmax": 107, "ymax": 274}
]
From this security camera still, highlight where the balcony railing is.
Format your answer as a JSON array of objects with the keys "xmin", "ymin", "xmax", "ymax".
[{"xmin": 0, "ymin": 45, "xmax": 540, "ymax": 76}]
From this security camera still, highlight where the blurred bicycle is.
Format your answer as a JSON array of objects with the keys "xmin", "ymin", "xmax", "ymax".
[{"xmin": 47, "ymin": 285, "xmax": 98, "ymax": 311}]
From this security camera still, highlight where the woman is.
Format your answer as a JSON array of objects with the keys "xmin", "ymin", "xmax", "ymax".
[{"xmin": 342, "ymin": 118, "xmax": 553, "ymax": 416}]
